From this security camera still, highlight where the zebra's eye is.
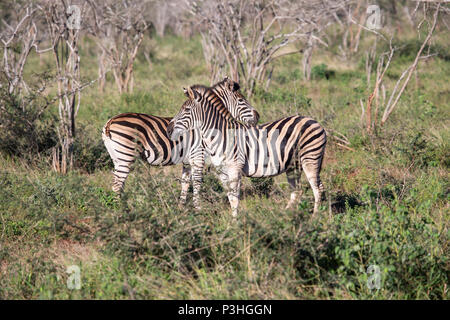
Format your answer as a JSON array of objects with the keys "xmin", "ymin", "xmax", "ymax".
[{"xmin": 238, "ymin": 98, "xmax": 244, "ymax": 103}]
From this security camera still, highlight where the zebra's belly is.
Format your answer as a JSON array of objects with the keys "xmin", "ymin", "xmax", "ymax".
[
  {"xmin": 145, "ymin": 156, "xmax": 181, "ymax": 166},
  {"xmin": 143, "ymin": 146, "xmax": 189, "ymax": 166},
  {"xmin": 209, "ymin": 152, "xmax": 226, "ymax": 167},
  {"xmin": 242, "ymin": 162, "xmax": 287, "ymax": 178}
]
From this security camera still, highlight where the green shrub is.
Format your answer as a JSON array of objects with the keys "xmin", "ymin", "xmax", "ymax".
[
  {"xmin": 393, "ymin": 38, "xmax": 450, "ymax": 61},
  {"xmin": 0, "ymin": 73, "xmax": 57, "ymax": 157},
  {"xmin": 249, "ymin": 177, "xmax": 274, "ymax": 197},
  {"xmin": 394, "ymin": 132, "xmax": 449, "ymax": 168},
  {"xmin": 73, "ymin": 123, "xmax": 112, "ymax": 173},
  {"xmin": 311, "ymin": 64, "xmax": 335, "ymax": 80}
]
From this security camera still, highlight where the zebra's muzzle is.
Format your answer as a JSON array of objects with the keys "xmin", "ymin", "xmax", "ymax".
[
  {"xmin": 170, "ymin": 129, "xmax": 183, "ymax": 141},
  {"xmin": 167, "ymin": 123, "xmax": 183, "ymax": 141},
  {"xmin": 249, "ymin": 109, "xmax": 260, "ymax": 127},
  {"xmin": 167, "ymin": 121, "xmax": 174, "ymax": 137}
]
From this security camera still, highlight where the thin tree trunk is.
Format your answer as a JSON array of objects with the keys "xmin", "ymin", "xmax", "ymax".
[
  {"xmin": 303, "ymin": 37, "xmax": 314, "ymax": 81},
  {"xmin": 381, "ymin": 3, "xmax": 440, "ymax": 125}
]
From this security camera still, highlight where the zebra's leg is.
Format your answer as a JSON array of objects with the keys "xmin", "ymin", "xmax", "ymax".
[
  {"xmin": 228, "ymin": 172, "xmax": 242, "ymax": 218},
  {"xmin": 190, "ymin": 158, "xmax": 205, "ymax": 210},
  {"xmin": 112, "ymin": 162, "xmax": 133, "ymax": 194},
  {"xmin": 218, "ymin": 168, "xmax": 242, "ymax": 217},
  {"xmin": 302, "ymin": 161, "xmax": 323, "ymax": 215},
  {"xmin": 179, "ymin": 164, "xmax": 191, "ymax": 205},
  {"xmin": 103, "ymin": 136, "xmax": 134, "ymax": 194},
  {"xmin": 285, "ymin": 159, "xmax": 302, "ymax": 209}
]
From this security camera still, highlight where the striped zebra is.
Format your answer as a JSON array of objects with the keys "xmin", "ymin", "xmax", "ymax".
[
  {"xmin": 167, "ymin": 86, "xmax": 326, "ymax": 216},
  {"xmin": 102, "ymin": 77, "xmax": 259, "ymax": 208}
]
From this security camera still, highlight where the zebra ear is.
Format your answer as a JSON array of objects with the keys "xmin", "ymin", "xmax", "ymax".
[
  {"xmin": 232, "ymin": 81, "xmax": 240, "ymax": 92},
  {"xmin": 224, "ymin": 76, "xmax": 239, "ymax": 92},
  {"xmin": 224, "ymin": 76, "xmax": 232, "ymax": 90},
  {"xmin": 186, "ymin": 86, "xmax": 199, "ymax": 100}
]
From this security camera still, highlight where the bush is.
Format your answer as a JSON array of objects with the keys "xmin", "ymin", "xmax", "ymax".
[
  {"xmin": 0, "ymin": 73, "xmax": 57, "ymax": 157},
  {"xmin": 249, "ymin": 177, "xmax": 274, "ymax": 197},
  {"xmin": 393, "ymin": 38, "xmax": 450, "ymax": 61},
  {"xmin": 73, "ymin": 123, "xmax": 112, "ymax": 173},
  {"xmin": 394, "ymin": 132, "xmax": 449, "ymax": 168},
  {"xmin": 311, "ymin": 64, "xmax": 335, "ymax": 80}
]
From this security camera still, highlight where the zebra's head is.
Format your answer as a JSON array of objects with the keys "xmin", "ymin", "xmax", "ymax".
[
  {"xmin": 167, "ymin": 88, "xmax": 200, "ymax": 141},
  {"xmin": 168, "ymin": 78, "xmax": 259, "ymax": 141},
  {"xmin": 211, "ymin": 77, "xmax": 259, "ymax": 127}
]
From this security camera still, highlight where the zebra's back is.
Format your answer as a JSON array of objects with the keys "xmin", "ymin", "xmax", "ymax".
[
  {"xmin": 102, "ymin": 113, "xmax": 183, "ymax": 166},
  {"xmin": 242, "ymin": 115, "xmax": 326, "ymax": 177}
]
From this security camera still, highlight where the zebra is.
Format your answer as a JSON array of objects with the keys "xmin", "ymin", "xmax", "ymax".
[
  {"xmin": 102, "ymin": 77, "xmax": 259, "ymax": 208},
  {"xmin": 167, "ymin": 85, "xmax": 327, "ymax": 216}
]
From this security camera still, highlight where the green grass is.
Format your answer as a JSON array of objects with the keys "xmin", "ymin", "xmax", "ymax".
[{"xmin": 0, "ymin": 32, "xmax": 449, "ymax": 299}]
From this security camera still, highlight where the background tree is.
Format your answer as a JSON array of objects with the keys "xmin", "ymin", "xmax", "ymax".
[
  {"xmin": 0, "ymin": 2, "xmax": 42, "ymax": 95},
  {"xmin": 359, "ymin": 2, "xmax": 445, "ymax": 135},
  {"xmin": 0, "ymin": 1, "xmax": 54, "ymax": 156},
  {"xmin": 87, "ymin": 0, "xmax": 151, "ymax": 94},
  {"xmin": 189, "ymin": 0, "xmax": 349, "ymax": 96},
  {"xmin": 39, "ymin": 0, "xmax": 87, "ymax": 174}
]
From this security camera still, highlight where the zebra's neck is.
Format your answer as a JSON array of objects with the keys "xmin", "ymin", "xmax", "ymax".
[{"xmin": 198, "ymin": 91, "xmax": 244, "ymax": 157}]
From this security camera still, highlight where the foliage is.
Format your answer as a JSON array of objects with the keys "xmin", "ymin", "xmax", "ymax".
[
  {"xmin": 311, "ymin": 64, "xmax": 336, "ymax": 80},
  {"xmin": 0, "ymin": 164, "xmax": 447, "ymax": 299},
  {"xmin": 0, "ymin": 15, "xmax": 449, "ymax": 299},
  {"xmin": 0, "ymin": 72, "xmax": 57, "ymax": 157}
]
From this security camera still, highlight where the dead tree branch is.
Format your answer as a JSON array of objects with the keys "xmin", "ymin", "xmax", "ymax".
[
  {"xmin": 189, "ymin": 0, "xmax": 348, "ymax": 96},
  {"xmin": 86, "ymin": 0, "xmax": 151, "ymax": 94}
]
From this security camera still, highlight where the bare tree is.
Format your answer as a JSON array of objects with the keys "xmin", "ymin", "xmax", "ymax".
[
  {"xmin": 359, "ymin": 2, "xmax": 444, "ymax": 135},
  {"xmin": 283, "ymin": 1, "xmax": 347, "ymax": 81},
  {"xmin": 87, "ymin": 0, "xmax": 151, "ymax": 94},
  {"xmin": 39, "ymin": 0, "xmax": 86, "ymax": 174},
  {"xmin": 189, "ymin": 0, "xmax": 348, "ymax": 96},
  {"xmin": 200, "ymin": 31, "xmax": 226, "ymax": 84},
  {"xmin": 0, "ymin": 1, "xmax": 54, "ymax": 155},
  {"xmin": 336, "ymin": 0, "xmax": 367, "ymax": 60},
  {"xmin": 149, "ymin": 0, "xmax": 170, "ymax": 37},
  {"xmin": 380, "ymin": 2, "xmax": 442, "ymax": 126},
  {"xmin": 0, "ymin": 2, "xmax": 50, "ymax": 95}
]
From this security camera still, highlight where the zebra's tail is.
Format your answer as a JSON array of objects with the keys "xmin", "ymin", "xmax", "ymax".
[
  {"xmin": 102, "ymin": 118, "xmax": 119, "ymax": 166},
  {"xmin": 102, "ymin": 117, "xmax": 114, "ymax": 139}
]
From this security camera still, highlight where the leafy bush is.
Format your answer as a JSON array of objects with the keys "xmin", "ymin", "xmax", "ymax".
[
  {"xmin": 249, "ymin": 177, "xmax": 274, "ymax": 197},
  {"xmin": 73, "ymin": 123, "xmax": 112, "ymax": 173},
  {"xmin": 0, "ymin": 73, "xmax": 57, "ymax": 157},
  {"xmin": 392, "ymin": 38, "xmax": 450, "ymax": 61},
  {"xmin": 394, "ymin": 132, "xmax": 449, "ymax": 168},
  {"xmin": 311, "ymin": 64, "xmax": 335, "ymax": 80}
]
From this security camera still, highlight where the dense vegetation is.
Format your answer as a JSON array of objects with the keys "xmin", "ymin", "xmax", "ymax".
[{"xmin": 0, "ymin": 30, "xmax": 448, "ymax": 299}]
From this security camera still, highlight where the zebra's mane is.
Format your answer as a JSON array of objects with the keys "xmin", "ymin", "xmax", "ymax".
[
  {"xmin": 189, "ymin": 78, "xmax": 226, "ymax": 93},
  {"xmin": 189, "ymin": 84, "xmax": 209, "ymax": 93},
  {"xmin": 189, "ymin": 83, "xmax": 235, "ymax": 122}
]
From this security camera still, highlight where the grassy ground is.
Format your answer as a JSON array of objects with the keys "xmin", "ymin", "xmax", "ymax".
[{"xmin": 0, "ymin": 31, "xmax": 448, "ymax": 299}]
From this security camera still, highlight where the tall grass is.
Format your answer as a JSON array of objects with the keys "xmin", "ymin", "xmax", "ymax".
[{"xmin": 0, "ymin": 34, "xmax": 448, "ymax": 299}]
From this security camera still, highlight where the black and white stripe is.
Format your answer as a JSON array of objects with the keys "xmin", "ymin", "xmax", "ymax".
[
  {"xmin": 168, "ymin": 86, "xmax": 326, "ymax": 216},
  {"xmin": 102, "ymin": 77, "xmax": 259, "ymax": 208}
]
